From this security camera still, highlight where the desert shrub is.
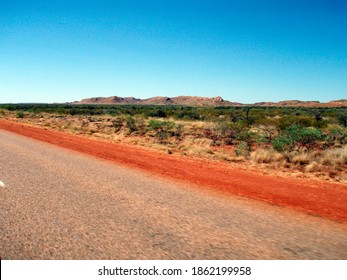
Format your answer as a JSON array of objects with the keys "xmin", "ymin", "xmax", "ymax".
[
  {"xmin": 310, "ymin": 109, "xmax": 328, "ymax": 128},
  {"xmin": 111, "ymin": 115, "xmax": 141, "ymax": 134},
  {"xmin": 277, "ymin": 115, "xmax": 314, "ymax": 130},
  {"xmin": 147, "ymin": 109, "xmax": 167, "ymax": 118},
  {"xmin": 276, "ymin": 116, "xmax": 297, "ymax": 130},
  {"xmin": 148, "ymin": 120, "xmax": 174, "ymax": 130},
  {"xmin": 135, "ymin": 117, "xmax": 146, "ymax": 135},
  {"xmin": 325, "ymin": 126, "xmax": 347, "ymax": 146},
  {"xmin": 68, "ymin": 108, "xmax": 78, "ymax": 115},
  {"xmin": 112, "ymin": 116, "xmax": 125, "ymax": 132},
  {"xmin": 211, "ymin": 121, "xmax": 246, "ymax": 145},
  {"xmin": 338, "ymin": 114, "xmax": 347, "ymax": 128},
  {"xmin": 16, "ymin": 111, "xmax": 25, "ymax": 118},
  {"xmin": 203, "ymin": 121, "xmax": 251, "ymax": 146},
  {"xmin": 126, "ymin": 116, "xmax": 137, "ymax": 133},
  {"xmin": 230, "ymin": 110, "xmax": 243, "ymax": 123},
  {"xmin": 312, "ymin": 119, "xmax": 328, "ymax": 129},
  {"xmin": 273, "ymin": 125, "xmax": 322, "ymax": 151},
  {"xmin": 202, "ymin": 122, "xmax": 221, "ymax": 145},
  {"xmin": 174, "ymin": 124, "xmax": 184, "ymax": 139},
  {"xmin": 235, "ymin": 141, "xmax": 249, "ymax": 156},
  {"xmin": 257, "ymin": 125, "xmax": 277, "ymax": 142},
  {"xmin": 272, "ymin": 135, "xmax": 293, "ymax": 151},
  {"xmin": 296, "ymin": 117, "xmax": 315, "ymax": 128},
  {"xmin": 286, "ymin": 125, "xmax": 322, "ymax": 147},
  {"xmin": 148, "ymin": 120, "xmax": 175, "ymax": 141},
  {"xmin": 254, "ymin": 132, "xmax": 270, "ymax": 144},
  {"xmin": 236, "ymin": 130, "xmax": 259, "ymax": 150},
  {"xmin": 175, "ymin": 107, "xmax": 201, "ymax": 120},
  {"xmin": 203, "ymin": 126, "xmax": 220, "ymax": 145},
  {"xmin": 217, "ymin": 121, "xmax": 231, "ymax": 137},
  {"xmin": 236, "ymin": 130, "xmax": 252, "ymax": 142}
]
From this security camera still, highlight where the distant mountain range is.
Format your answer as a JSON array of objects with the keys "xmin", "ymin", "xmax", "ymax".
[{"xmin": 73, "ymin": 96, "xmax": 347, "ymax": 107}]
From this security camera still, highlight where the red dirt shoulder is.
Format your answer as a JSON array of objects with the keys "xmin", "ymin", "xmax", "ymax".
[{"xmin": 1, "ymin": 120, "xmax": 346, "ymax": 223}]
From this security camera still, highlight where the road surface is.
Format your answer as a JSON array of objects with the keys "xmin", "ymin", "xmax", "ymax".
[{"xmin": 1, "ymin": 129, "xmax": 347, "ymax": 259}]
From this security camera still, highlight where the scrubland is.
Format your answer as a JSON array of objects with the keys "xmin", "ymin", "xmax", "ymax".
[{"xmin": 1, "ymin": 104, "xmax": 346, "ymax": 182}]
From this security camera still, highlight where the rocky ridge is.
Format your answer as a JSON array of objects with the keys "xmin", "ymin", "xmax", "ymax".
[{"xmin": 74, "ymin": 96, "xmax": 347, "ymax": 107}]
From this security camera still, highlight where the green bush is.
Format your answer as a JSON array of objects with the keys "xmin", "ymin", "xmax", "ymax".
[
  {"xmin": 112, "ymin": 116, "xmax": 125, "ymax": 132},
  {"xmin": 277, "ymin": 116, "xmax": 314, "ymax": 130},
  {"xmin": 276, "ymin": 116, "xmax": 297, "ymax": 130},
  {"xmin": 148, "ymin": 120, "xmax": 175, "ymax": 141},
  {"xmin": 338, "ymin": 114, "xmax": 347, "ymax": 128},
  {"xmin": 236, "ymin": 130, "xmax": 253, "ymax": 142},
  {"xmin": 148, "ymin": 120, "xmax": 175, "ymax": 130},
  {"xmin": 16, "ymin": 111, "xmax": 25, "ymax": 118},
  {"xmin": 286, "ymin": 125, "xmax": 322, "ymax": 146},
  {"xmin": 329, "ymin": 127, "xmax": 347, "ymax": 145},
  {"xmin": 235, "ymin": 142, "xmax": 249, "ymax": 156},
  {"xmin": 272, "ymin": 125, "xmax": 322, "ymax": 151},
  {"xmin": 126, "ymin": 116, "xmax": 137, "ymax": 132},
  {"xmin": 272, "ymin": 135, "xmax": 294, "ymax": 151}
]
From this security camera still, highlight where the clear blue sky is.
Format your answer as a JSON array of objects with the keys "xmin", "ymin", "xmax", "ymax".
[{"xmin": 1, "ymin": 0, "xmax": 346, "ymax": 103}]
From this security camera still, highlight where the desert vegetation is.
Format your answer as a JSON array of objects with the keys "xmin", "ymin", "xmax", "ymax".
[{"xmin": 0, "ymin": 103, "xmax": 346, "ymax": 182}]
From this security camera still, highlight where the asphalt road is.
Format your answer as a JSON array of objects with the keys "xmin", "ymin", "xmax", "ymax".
[{"xmin": 1, "ymin": 129, "xmax": 347, "ymax": 259}]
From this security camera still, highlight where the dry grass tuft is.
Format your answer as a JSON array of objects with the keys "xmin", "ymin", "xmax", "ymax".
[
  {"xmin": 290, "ymin": 152, "xmax": 311, "ymax": 166},
  {"xmin": 304, "ymin": 162, "xmax": 321, "ymax": 173},
  {"xmin": 321, "ymin": 145, "xmax": 347, "ymax": 167},
  {"xmin": 251, "ymin": 148, "xmax": 284, "ymax": 164},
  {"xmin": 251, "ymin": 145, "xmax": 346, "ymax": 181}
]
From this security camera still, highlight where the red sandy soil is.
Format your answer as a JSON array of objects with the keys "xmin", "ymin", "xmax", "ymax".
[{"xmin": 1, "ymin": 120, "xmax": 346, "ymax": 223}]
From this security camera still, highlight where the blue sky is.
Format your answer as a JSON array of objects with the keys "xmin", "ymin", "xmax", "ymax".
[{"xmin": 1, "ymin": 0, "xmax": 346, "ymax": 103}]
